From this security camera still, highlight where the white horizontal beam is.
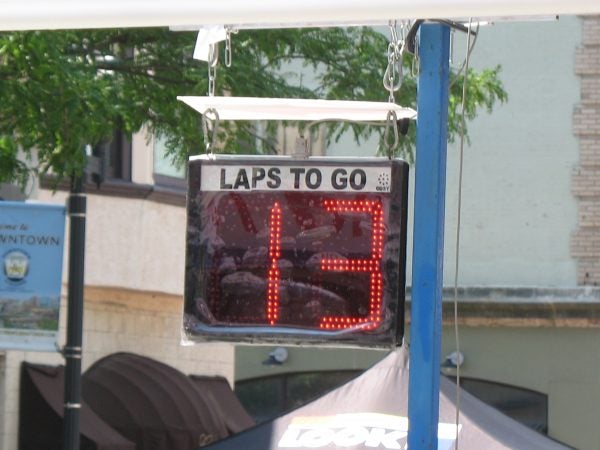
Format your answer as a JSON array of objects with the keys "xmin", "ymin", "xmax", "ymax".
[
  {"xmin": 177, "ymin": 96, "xmax": 416, "ymax": 122},
  {"xmin": 0, "ymin": 0, "xmax": 598, "ymax": 31}
]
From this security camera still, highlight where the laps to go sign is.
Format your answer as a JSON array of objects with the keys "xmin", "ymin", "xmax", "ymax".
[{"xmin": 183, "ymin": 155, "xmax": 408, "ymax": 348}]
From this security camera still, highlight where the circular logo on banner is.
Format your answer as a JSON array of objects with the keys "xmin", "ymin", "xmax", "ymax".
[{"xmin": 3, "ymin": 249, "xmax": 30, "ymax": 284}]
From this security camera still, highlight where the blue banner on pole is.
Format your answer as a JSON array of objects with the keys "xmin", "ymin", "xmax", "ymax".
[{"xmin": 0, "ymin": 201, "xmax": 66, "ymax": 351}]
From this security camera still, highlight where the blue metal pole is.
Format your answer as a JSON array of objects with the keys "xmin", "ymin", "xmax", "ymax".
[{"xmin": 407, "ymin": 23, "xmax": 451, "ymax": 450}]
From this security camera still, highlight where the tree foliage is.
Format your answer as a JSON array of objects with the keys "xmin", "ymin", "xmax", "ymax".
[{"xmin": 0, "ymin": 27, "xmax": 506, "ymax": 187}]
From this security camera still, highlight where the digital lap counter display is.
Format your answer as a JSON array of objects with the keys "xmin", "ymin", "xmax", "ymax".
[{"xmin": 183, "ymin": 155, "xmax": 408, "ymax": 347}]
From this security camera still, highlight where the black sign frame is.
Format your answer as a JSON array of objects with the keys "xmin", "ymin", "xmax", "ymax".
[{"xmin": 183, "ymin": 155, "xmax": 408, "ymax": 348}]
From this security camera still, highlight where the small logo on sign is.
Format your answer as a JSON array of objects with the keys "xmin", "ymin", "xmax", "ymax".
[
  {"xmin": 377, "ymin": 172, "xmax": 391, "ymax": 192},
  {"xmin": 4, "ymin": 249, "xmax": 30, "ymax": 283}
]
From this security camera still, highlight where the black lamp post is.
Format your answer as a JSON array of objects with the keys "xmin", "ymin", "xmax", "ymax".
[{"xmin": 62, "ymin": 174, "xmax": 86, "ymax": 450}]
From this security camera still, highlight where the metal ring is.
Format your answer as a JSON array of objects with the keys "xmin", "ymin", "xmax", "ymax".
[
  {"xmin": 225, "ymin": 29, "xmax": 232, "ymax": 68},
  {"xmin": 384, "ymin": 110, "xmax": 399, "ymax": 156},
  {"xmin": 207, "ymin": 42, "xmax": 218, "ymax": 68},
  {"xmin": 208, "ymin": 64, "xmax": 217, "ymax": 97},
  {"xmin": 202, "ymin": 108, "xmax": 220, "ymax": 154}
]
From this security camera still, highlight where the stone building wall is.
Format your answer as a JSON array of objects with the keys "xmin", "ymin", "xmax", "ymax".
[
  {"xmin": 0, "ymin": 190, "xmax": 234, "ymax": 450},
  {"xmin": 572, "ymin": 15, "xmax": 600, "ymax": 284}
]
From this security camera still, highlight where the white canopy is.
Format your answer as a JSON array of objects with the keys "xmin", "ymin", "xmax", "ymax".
[
  {"xmin": 0, "ymin": 0, "xmax": 599, "ymax": 31},
  {"xmin": 177, "ymin": 96, "xmax": 416, "ymax": 122}
]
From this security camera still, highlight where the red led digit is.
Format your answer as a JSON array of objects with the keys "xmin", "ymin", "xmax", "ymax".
[
  {"xmin": 320, "ymin": 199, "xmax": 385, "ymax": 330},
  {"xmin": 266, "ymin": 202, "xmax": 282, "ymax": 325}
]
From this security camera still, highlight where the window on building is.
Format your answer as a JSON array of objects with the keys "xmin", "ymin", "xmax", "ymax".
[
  {"xmin": 235, "ymin": 370, "xmax": 361, "ymax": 423},
  {"xmin": 451, "ymin": 377, "xmax": 549, "ymax": 434},
  {"xmin": 237, "ymin": 372, "xmax": 549, "ymax": 433},
  {"xmin": 93, "ymin": 128, "xmax": 132, "ymax": 181},
  {"xmin": 153, "ymin": 134, "xmax": 186, "ymax": 189}
]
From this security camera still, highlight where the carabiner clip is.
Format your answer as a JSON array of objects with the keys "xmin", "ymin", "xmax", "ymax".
[
  {"xmin": 384, "ymin": 110, "xmax": 400, "ymax": 157},
  {"xmin": 202, "ymin": 108, "xmax": 220, "ymax": 154}
]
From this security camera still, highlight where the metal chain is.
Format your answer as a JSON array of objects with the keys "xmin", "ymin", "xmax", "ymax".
[
  {"xmin": 382, "ymin": 22, "xmax": 407, "ymax": 156},
  {"xmin": 225, "ymin": 28, "xmax": 233, "ymax": 68},
  {"xmin": 383, "ymin": 21, "xmax": 405, "ymax": 104},
  {"xmin": 411, "ymin": 26, "xmax": 420, "ymax": 77},
  {"xmin": 207, "ymin": 43, "xmax": 218, "ymax": 96},
  {"xmin": 208, "ymin": 28, "xmax": 237, "ymax": 94},
  {"xmin": 453, "ymin": 17, "xmax": 475, "ymax": 450},
  {"xmin": 208, "ymin": 64, "xmax": 216, "ymax": 96}
]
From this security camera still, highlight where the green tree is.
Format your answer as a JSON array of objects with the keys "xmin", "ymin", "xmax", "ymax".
[{"xmin": 0, "ymin": 27, "xmax": 506, "ymax": 187}]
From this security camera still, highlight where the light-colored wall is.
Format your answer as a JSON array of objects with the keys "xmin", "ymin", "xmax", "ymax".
[
  {"xmin": 0, "ymin": 188, "xmax": 234, "ymax": 450},
  {"xmin": 131, "ymin": 126, "xmax": 155, "ymax": 185},
  {"xmin": 235, "ymin": 345, "xmax": 386, "ymax": 381},
  {"xmin": 233, "ymin": 324, "xmax": 599, "ymax": 450},
  {"xmin": 425, "ymin": 18, "xmax": 585, "ymax": 447},
  {"xmin": 0, "ymin": 287, "xmax": 233, "ymax": 450},
  {"xmin": 329, "ymin": 18, "xmax": 582, "ymax": 288},
  {"xmin": 441, "ymin": 17, "xmax": 581, "ymax": 287},
  {"xmin": 441, "ymin": 325, "xmax": 600, "ymax": 450},
  {"xmin": 0, "ymin": 16, "xmax": 587, "ymax": 450},
  {"xmin": 235, "ymin": 17, "xmax": 587, "ymax": 449},
  {"xmin": 36, "ymin": 190, "xmax": 186, "ymax": 295},
  {"xmin": 82, "ymin": 287, "xmax": 232, "ymax": 376},
  {"xmin": 571, "ymin": 15, "xmax": 600, "ymax": 284}
]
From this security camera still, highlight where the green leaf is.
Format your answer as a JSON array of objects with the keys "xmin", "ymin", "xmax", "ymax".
[{"xmin": 0, "ymin": 27, "xmax": 506, "ymax": 186}]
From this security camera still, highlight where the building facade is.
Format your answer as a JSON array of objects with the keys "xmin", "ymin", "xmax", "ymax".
[
  {"xmin": 1, "ymin": 14, "xmax": 600, "ymax": 450},
  {"xmin": 236, "ymin": 15, "xmax": 600, "ymax": 450},
  {"xmin": 0, "ymin": 133, "xmax": 234, "ymax": 449}
]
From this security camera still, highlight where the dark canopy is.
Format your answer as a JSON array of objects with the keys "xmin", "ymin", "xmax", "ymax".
[
  {"xmin": 189, "ymin": 374, "xmax": 255, "ymax": 434},
  {"xmin": 203, "ymin": 346, "xmax": 572, "ymax": 450},
  {"xmin": 20, "ymin": 353, "xmax": 255, "ymax": 450},
  {"xmin": 82, "ymin": 352, "xmax": 235, "ymax": 449},
  {"xmin": 19, "ymin": 363, "xmax": 135, "ymax": 450}
]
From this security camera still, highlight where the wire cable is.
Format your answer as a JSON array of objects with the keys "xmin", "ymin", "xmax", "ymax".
[
  {"xmin": 450, "ymin": 22, "xmax": 479, "ymax": 89},
  {"xmin": 453, "ymin": 16, "xmax": 476, "ymax": 450}
]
